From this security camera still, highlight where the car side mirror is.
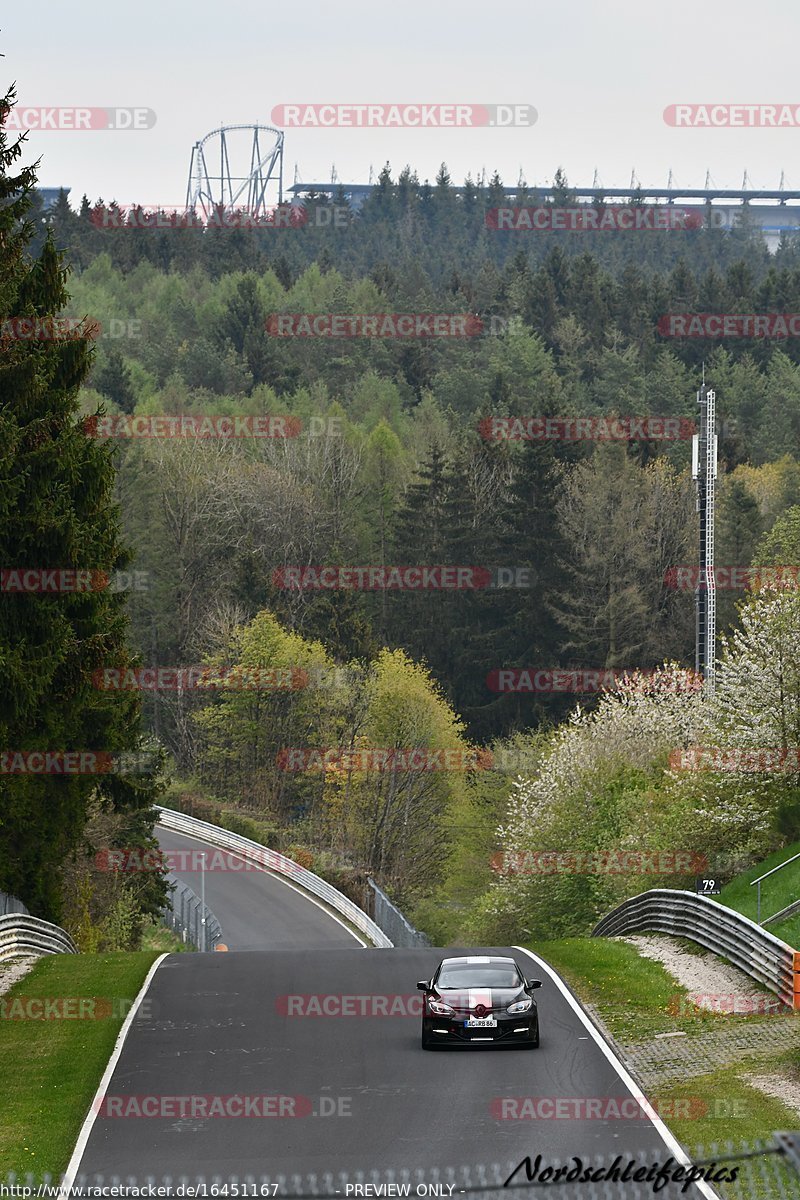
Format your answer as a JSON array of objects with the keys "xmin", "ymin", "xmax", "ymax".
[
  {"xmin": 527, "ymin": 980, "xmax": 543, "ymax": 989},
  {"xmin": 416, "ymin": 980, "xmax": 429, "ymax": 991}
]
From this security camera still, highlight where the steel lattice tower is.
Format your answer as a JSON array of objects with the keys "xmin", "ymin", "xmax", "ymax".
[
  {"xmin": 692, "ymin": 384, "xmax": 718, "ymax": 691},
  {"xmin": 186, "ymin": 125, "xmax": 284, "ymax": 217}
]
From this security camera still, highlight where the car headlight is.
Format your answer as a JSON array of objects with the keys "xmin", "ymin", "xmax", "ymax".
[
  {"xmin": 507, "ymin": 998, "xmax": 532, "ymax": 1014},
  {"xmin": 427, "ymin": 996, "xmax": 455, "ymax": 1016}
]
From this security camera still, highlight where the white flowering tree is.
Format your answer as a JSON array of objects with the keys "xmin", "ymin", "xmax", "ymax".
[
  {"xmin": 474, "ymin": 628, "xmax": 800, "ymax": 941},
  {"xmin": 706, "ymin": 586, "xmax": 800, "ymax": 753},
  {"xmin": 474, "ymin": 667, "xmax": 706, "ymax": 940}
]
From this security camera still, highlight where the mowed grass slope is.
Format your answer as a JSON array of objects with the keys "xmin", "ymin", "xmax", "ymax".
[
  {"xmin": 532, "ymin": 937, "xmax": 800, "ymax": 1169},
  {"xmin": 718, "ymin": 840, "xmax": 800, "ymax": 947},
  {"xmin": 0, "ymin": 951, "xmax": 160, "ymax": 1181}
]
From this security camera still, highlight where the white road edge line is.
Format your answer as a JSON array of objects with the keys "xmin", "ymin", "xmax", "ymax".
[
  {"xmin": 61, "ymin": 952, "xmax": 169, "ymax": 1194},
  {"xmin": 514, "ymin": 945, "xmax": 720, "ymax": 1200},
  {"xmin": 157, "ymin": 825, "xmax": 368, "ymax": 948}
]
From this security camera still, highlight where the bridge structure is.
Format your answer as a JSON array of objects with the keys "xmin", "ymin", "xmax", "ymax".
[{"xmin": 287, "ymin": 180, "xmax": 800, "ymax": 249}]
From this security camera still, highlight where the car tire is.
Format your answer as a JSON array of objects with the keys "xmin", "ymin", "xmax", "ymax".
[
  {"xmin": 528, "ymin": 1026, "xmax": 540, "ymax": 1048},
  {"xmin": 421, "ymin": 1027, "xmax": 433, "ymax": 1050}
]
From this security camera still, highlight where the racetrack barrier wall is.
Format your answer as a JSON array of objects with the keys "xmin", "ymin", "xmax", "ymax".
[
  {"xmin": 0, "ymin": 913, "xmax": 78, "ymax": 962},
  {"xmin": 156, "ymin": 806, "xmax": 394, "ymax": 948},
  {"xmin": 593, "ymin": 888, "xmax": 800, "ymax": 1010}
]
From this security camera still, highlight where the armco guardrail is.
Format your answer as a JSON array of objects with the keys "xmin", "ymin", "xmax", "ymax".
[
  {"xmin": 0, "ymin": 914, "xmax": 78, "ymax": 962},
  {"xmin": 156, "ymin": 806, "xmax": 393, "ymax": 948},
  {"xmin": 592, "ymin": 888, "xmax": 800, "ymax": 1009}
]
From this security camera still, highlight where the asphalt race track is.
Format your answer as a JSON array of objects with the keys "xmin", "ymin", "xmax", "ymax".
[
  {"xmin": 68, "ymin": 831, "xmax": 716, "ymax": 1197},
  {"xmin": 155, "ymin": 826, "xmax": 362, "ymax": 949}
]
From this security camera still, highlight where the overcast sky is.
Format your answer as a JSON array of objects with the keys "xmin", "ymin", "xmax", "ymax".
[{"xmin": 3, "ymin": 1, "xmax": 796, "ymax": 205}]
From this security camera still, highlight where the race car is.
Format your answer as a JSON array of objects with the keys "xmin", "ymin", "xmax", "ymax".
[{"xmin": 417, "ymin": 954, "xmax": 542, "ymax": 1049}]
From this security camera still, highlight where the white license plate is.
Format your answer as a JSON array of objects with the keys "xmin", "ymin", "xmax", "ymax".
[{"xmin": 465, "ymin": 1017, "xmax": 497, "ymax": 1028}]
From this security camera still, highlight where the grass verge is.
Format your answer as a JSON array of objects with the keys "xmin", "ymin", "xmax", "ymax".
[
  {"xmin": 659, "ymin": 1066, "xmax": 799, "ymax": 1148},
  {"xmin": 0, "ymin": 951, "xmax": 159, "ymax": 1181},
  {"xmin": 528, "ymin": 934, "xmax": 800, "ymax": 1191},
  {"xmin": 139, "ymin": 918, "xmax": 189, "ymax": 954},
  {"xmin": 531, "ymin": 936, "xmax": 743, "ymax": 1042},
  {"xmin": 720, "ymin": 840, "xmax": 800, "ymax": 946}
]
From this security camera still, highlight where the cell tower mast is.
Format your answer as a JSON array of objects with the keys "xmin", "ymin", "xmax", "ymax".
[{"xmin": 692, "ymin": 383, "xmax": 718, "ymax": 691}]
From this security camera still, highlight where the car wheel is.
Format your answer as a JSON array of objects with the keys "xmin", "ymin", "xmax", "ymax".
[
  {"xmin": 528, "ymin": 1026, "xmax": 540, "ymax": 1048},
  {"xmin": 421, "ymin": 1027, "xmax": 433, "ymax": 1050}
]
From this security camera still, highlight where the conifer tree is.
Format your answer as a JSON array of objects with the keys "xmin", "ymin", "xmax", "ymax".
[{"xmin": 0, "ymin": 87, "xmax": 163, "ymax": 918}]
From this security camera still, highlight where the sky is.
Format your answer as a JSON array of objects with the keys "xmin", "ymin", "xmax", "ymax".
[{"xmin": 2, "ymin": 1, "xmax": 797, "ymax": 206}]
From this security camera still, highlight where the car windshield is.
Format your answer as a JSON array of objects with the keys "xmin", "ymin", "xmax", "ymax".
[{"xmin": 437, "ymin": 964, "xmax": 522, "ymax": 989}]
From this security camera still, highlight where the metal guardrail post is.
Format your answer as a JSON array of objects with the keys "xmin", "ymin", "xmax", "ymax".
[
  {"xmin": 200, "ymin": 851, "xmax": 207, "ymax": 952},
  {"xmin": 161, "ymin": 870, "xmax": 221, "ymax": 951}
]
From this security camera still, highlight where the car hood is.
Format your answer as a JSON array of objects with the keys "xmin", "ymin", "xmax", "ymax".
[{"xmin": 432, "ymin": 986, "xmax": 530, "ymax": 1014}]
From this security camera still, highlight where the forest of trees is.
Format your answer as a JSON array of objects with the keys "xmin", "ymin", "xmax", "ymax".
[
  {"xmin": 5, "ymin": 91, "xmax": 800, "ymax": 943},
  {"xmin": 0, "ymin": 90, "xmax": 166, "ymax": 940}
]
